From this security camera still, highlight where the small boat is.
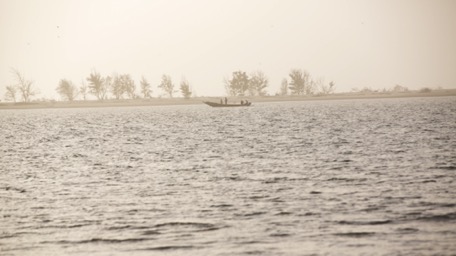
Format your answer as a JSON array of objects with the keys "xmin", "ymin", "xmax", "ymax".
[{"xmin": 203, "ymin": 101, "xmax": 252, "ymax": 107}]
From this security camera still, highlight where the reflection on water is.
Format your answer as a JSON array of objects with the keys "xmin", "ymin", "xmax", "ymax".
[{"xmin": 1, "ymin": 97, "xmax": 456, "ymax": 255}]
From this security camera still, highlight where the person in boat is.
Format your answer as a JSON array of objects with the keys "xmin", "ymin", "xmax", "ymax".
[
  {"xmin": 224, "ymin": 97, "xmax": 228, "ymax": 105},
  {"xmin": 241, "ymin": 100, "xmax": 244, "ymax": 105}
]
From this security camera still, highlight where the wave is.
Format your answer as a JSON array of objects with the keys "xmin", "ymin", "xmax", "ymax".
[
  {"xmin": 270, "ymin": 233, "xmax": 291, "ymax": 237},
  {"xmin": 408, "ymin": 202, "xmax": 456, "ymax": 208},
  {"xmin": 0, "ymin": 233, "xmax": 17, "ymax": 239},
  {"xmin": 333, "ymin": 232, "xmax": 377, "ymax": 237},
  {"xmin": 141, "ymin": 230, "xmax": 161, "ymax": 235},
  {"xmin": 151, "ymin": 222, "xmax": 222, "ymax": 232},
  {"xmin": 435, "ymin": 166, "xmax": 456, "ymax": 170},
  {"xmin": 237, "ymin": 212, "xmax": 267, "ymax": 217},
  {"xmin": 210, "ymin": 204, "xmax": 233, "ymax": 208},
  {"xmin": 275, "ymin": 211, "xmax": 292, "ymax": 216},
  {"xmin": 326, "ymin": 177, "xmax": 368, "ymax": 183},
  {"xmin": 105, "ymin": 225, "xmax": 152, "ymax": 231},
  {"xmin": 138, "ymin": 245, "xmax": 198, "ymax": 251},
  {"xmin": 336, "ymin": 220, "xmax": 392, "ymax": 225},
  {"xmin": 417, "ymin": 212, "xmax": 456, "ymax": 222},
  {"xmin": 49, "ymin": 237, "xmax": 151, "ymax": 244},
  {"xmin": 396, "ymin": 227, "xmax": 419, "ymax": 233},
  {"xmin": 1, "ymin": 186, "xmax": 26, "ymax": 193}
]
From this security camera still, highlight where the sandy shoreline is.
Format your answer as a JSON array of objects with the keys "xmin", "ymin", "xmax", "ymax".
[{"xmin": 1, "ymin": 89, "xmax": 455, "ymax": 110}]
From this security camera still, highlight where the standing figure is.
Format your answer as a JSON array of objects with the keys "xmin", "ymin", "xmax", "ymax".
[{"xmin": 224, "ymin": 97, "xmax": 228, "ymax": 105}]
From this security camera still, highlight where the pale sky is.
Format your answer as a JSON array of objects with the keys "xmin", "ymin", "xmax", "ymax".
[{"xmin": 1, "ymin": 0, "xmax": 455, "ymax": 99}]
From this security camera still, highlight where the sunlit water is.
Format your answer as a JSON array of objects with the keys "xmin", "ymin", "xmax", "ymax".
[{"xmin": 1, "ymin": 97, "xmax": 456, "ymax": 255}]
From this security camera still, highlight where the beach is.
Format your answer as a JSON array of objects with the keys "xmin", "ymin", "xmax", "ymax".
[{"xmin": 1, "ymin": 89, "xmax": 455, "ymax": 110}]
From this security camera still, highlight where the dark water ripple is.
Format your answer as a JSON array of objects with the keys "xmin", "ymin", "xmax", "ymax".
[{"xmin": 1, "ymin": 97, "xmax": 456, "ymax": 255}]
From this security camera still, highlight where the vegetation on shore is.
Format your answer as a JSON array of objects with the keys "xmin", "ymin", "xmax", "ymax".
[
  {"xmin": 2, "ymin": 67, "xmax": 450, "ymax": 105},
  {"xmin": 1, "ymin": 88, "xmax": 455, "ymax": 110}
]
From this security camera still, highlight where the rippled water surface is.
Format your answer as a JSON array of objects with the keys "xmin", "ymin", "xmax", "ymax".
[{"xmin": 1, "ymin": 97, "xmax": 456, "ymax": 255}]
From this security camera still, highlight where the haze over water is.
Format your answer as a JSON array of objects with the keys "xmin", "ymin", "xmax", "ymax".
[
  {"xmin": 1, "ymin": 97, "xmax": 456, "ymax": 255},
  {"xmin": 1, "ymin": 0, "xmax": 456, "ymax": 98}
]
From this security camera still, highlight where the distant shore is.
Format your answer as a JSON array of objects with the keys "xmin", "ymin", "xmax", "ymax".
[{"xmin": 1, "ymin": 89, "xmax": 455, "ymax": 110}]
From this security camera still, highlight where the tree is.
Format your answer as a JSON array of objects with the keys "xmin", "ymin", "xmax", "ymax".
[
  {"xmin": 225, "ymin": 71, "xmax": 249, "ymax": 96},
  {"xmin": 158, "ymin": 74, "xmax": 174, "ymax": 97},
  {"xmin": 288, "ymin": 69, "xmax": 306, "ymax": 95},
  {"xmin": 111, "ymin": 74, "xmax": 124, "ymax": 99},
  {"xmin": 122, "ymin": 74, "xmax": 136, "ymax": 99},
  {"xmin": 110, "ymin": 74, "xmax": 135, "ymax": 99},
  {"xmin": 11, "ymin": 68, "xmax": 38, "ymax": 102},
  {"xmin": 279, "ymin": 78, "xmax": 288, "ymax": 96},
  {"xmin": 86, "ymin": 70, "xmax": 108, "ymax": 100},
  {"xmin": 140, "ymin": 76, "xmax": 152, "ymax": 98},
  {"xmin": 288, "ymin": 69, "xmax": 313, "ymax": 95},
  {"xmin": 79, "ymin": 81, "xmax": 88, "ymax": 100},
  {"xmin": 419, "ymin": 87, "xmax": 432, "ymax": 93},
  {"xmin": 4, "ymin": 85, "xmax": 17, "ymax": 102},
  {"xmin": 319, "ymin": 80, "xmax": 335, "ymax": 95},
  {"xmin": 392, "ymin": 84, "xmax": 408, "ymax": 92},
  {"xmin": 180, "ymin": 78, "xmax": 192, "ymax": 99},
  {"xmin": 306, "ymin": 80, "xmax": 316, "ymax": 95},
  {"xmin": 56, "ymin": 79, "xmax": 78, "ymax": 101},
  {"xmin": 249, "ymin": 71, "xmax": 268, "ymax": 96},
  {"xmin": 104, "ymin": 75, "xmax": 114, "ymax": 99},
  {"xmin": 223, "ymin": 77, "xmax": 235, "ymax": 96},
  {"xmin": 329, "ymin": 81, "xmax": 335, "ymax": 93}
]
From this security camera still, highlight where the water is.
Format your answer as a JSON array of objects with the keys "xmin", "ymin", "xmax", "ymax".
[{"xmin": 1, "ymin": 97, "xmax": 456, "ymax": 255}]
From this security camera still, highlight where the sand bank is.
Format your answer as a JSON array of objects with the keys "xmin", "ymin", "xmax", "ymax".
[{"xmin": 1, "ymin": 89, "xmax": 455, "ymax": 110}]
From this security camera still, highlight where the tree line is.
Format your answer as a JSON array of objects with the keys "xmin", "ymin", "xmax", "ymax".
[
  {"xmin": 3, "ymin": 69, "xmax": 193, "ymax": 102},
  {"xmin": 64, "ymin": 71, "xmax": 192, "ymax": 101},
  {"xmin": 224, "ymin": 68, "xmax": 335, "ymax": 97},
  {"xmin": 3, "ymin": 67, "xmax": 336, "ymax": 102}
]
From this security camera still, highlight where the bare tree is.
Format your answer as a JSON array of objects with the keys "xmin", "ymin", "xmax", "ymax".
[
  {"xmin": 306, "ymin": 80, "xmax": 316, "ymax": 95},
  {"xmin": 249, "ymin": 71, "xmax": 268, "ymax": 96},
  {"xmin": 11, "ymin": 68, "xmax": 38, "ymax": 102},
  {"xmin": 79, "ymin": 81, "xmax": 88, "ymax": 100},
  {"xmin": 140, "ymin": 76, "xmax": 152, "ymax": 98},
  {"xmin": 56, "ymin": 79, "xmax": 78, "ymax": 101},
  {"xmin": 329, "ymin": 81, "xmax": 335, "ymax": 93},
  {"xmin": 223, "ymin": 77, "xmax": 235, "ymax": 96},
  {"xmin": 104, "ymin": 75, "xmax": 114, "ymax": 100},
  {"xmin": 4, "ymin": 85, "xmax": 17, "ymax": 102},
  {"xmin": 180, "ymin": 78, "xmax": 192, "ymax": 99},
  {"xmin": 319, "ymin": 80, "xmax": 335, "ymax": 95},
  {"xmin": 158, "ymin": 74, "xmax": 174, "ymax": 97},
  {"xmin": 279, "ymin": 78, "xmax": 288, "ymax": 96},
  {"xmin": 86, "ymin": 70, "xmax": 108, "ymax": 100}
]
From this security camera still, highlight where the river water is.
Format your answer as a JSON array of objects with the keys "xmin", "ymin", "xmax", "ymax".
[{"xmin": 1, "ymin": 97, "xmax": 456, "ymax": 255}]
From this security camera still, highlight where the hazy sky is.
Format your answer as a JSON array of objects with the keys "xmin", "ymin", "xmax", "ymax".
[{"xmin": 1, "ymin": 0, "xmax": 455, "ymax": 99}]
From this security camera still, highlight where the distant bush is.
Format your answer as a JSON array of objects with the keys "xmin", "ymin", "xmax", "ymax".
[
  {"xmin": 419, "ymin": 87, "xmax": 432, "ymax": 93},
  {"xmin": 356, "ymin": 87, "xmax": 377, "ymax": 93},
  {"xmin": 392, "ymin": 84, "xmax": 409, "ymax": 92}
]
